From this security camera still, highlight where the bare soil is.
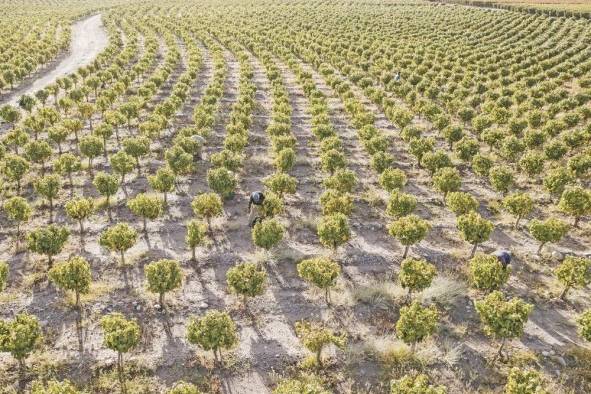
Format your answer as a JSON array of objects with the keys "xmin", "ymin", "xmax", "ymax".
[{"xmin": 1, "ymin": 14, "xmax": 108, "ymax": 106}]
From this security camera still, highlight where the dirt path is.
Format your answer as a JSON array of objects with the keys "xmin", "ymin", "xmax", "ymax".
[{"xmin": 2, "ymin": 14, "xmax": 108, "ymax": 106}]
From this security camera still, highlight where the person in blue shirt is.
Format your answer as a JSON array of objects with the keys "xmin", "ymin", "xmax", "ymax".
[{"xmin": 494, "ymin": 249, "xmax": 512, "ymax": 269}]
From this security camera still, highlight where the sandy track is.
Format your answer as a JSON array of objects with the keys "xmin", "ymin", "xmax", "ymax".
[{"xmin": 2, "ymin": 14, "xmax": 108, "ymax": 106}]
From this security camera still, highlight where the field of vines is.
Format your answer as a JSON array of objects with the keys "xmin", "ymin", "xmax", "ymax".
[
  {"xmin": 0, "ymin": 0, "xmax": 590, "ymax": 393},
  {"xmin": 438, "ymin": 0, "xmax": 591, "ymax": 15}
]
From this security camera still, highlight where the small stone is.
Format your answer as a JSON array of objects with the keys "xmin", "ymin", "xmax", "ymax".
[
  {"xmin": 542, "ymin": 351, "xmax": 550, "ymax": 357},
  {"xmin": 154, "ymin": 304, "xmax": 161, "ymax": 310},
  {"xmin": 199, "ymin": 302, "xmax": 208, "ymax": 308},
  {"xmin": 551, "ymin": 251, "xmax": 564, "ymax": 261},
  {"xmin": 135, "ymin": 305, "xmax": 141, "ymax": 311},
  {"xmin": 552, "ymin": 356, "xmax": 566, "ymax": 367}
]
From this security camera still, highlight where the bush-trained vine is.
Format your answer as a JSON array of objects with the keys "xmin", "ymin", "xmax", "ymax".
[
  {"xmin": 398, "ymin": 258, "xmax": 436, "ymax": 298},
  {"xmin": 252, "ymin": 218, "xmax": 284, "ymax": 251},
  {"xmin": 99, "ymin": 223, "xmax": 138, "ymax": 266},
  {"xmin": 100, "ymin": 312, "xmax": 140, "ymax": 389},
  {"xmin": 317, "ymin": 213, "xmax": 351, "ymax": 252},
  {"xmin": 457, "ymin": 212, "xmax": 494, "ymax": 258},
  {"xmin": 504, "ymin": 368, "xmax": 545, "ymax": 394},
  {"xmin": 145, "ymin": 259, "xmax": 183, "ymax": 308},
  {"xmin": 48, "ymin": 256, "xmax": 92, "ymax": 308},
  {"xmin": 388, "ymin": 214, "xmax": 430, "ymax": 258},
  {"xmin": 226, "ymin": 262, "xmax": 267, "ymax": 306},
  {"xmin": 390, "ymin": 374, "xmax": 447, "ymax": 394},
  {"xmin": 475, "ymin": 291, "xmax": 533, "ymax": 360},
  {"xmin": 187, "ymin": 310, "xmax": 238, "ymax": 361},
  {"xmin": 469, "ymin": 254, "xmax": 510, "ymax": 292},
  {"xmin": 528, "ymin": 218, "xmax": 569, "ymax": 254},
  {"xmin": 395, "ymin": 301, "xmax": 438, "ymax": 353},
  {"xmin": 0, "ymin": 313, "xmax": 43, "ymax": 372},
  {"xmin": 554, "ymin": 256, "xmax": 591, "ymax": 300},
  {"xmin": 297, "ymin": 257, "xmax": 341, "ymax": 304},
  {"xmin": 2, "ymin": 0, "xmax": 591, "ymax": 391},
  {"xmin": 295, "ymin": 320, "xmax": 346, "ymax": 366},
  {"xmin": 192, "ymin": 192, "xmax": 223, "ymax": 232}
]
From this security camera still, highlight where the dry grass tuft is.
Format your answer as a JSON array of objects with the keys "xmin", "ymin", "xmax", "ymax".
[
  {"xmin": 21, "ymin": 271, "xmax": 46, "ymax": 290},
  {"xmin": 361, "ymin": 186, "xmax": 385, "ymax": 209},
  {"xmin": 378, "ymin": 339, "xmax": 425, "ymax": 378},
  {"xmin": 293, "ymin": 216, "xmax": 319, "ymax": 233},
  {"xmin": 506, "ymin": 348, "xmax": 539, "ymax": 368},
  {"xmin": 352, "ymin": 280, "xmax": 406, "ymax": 310},
  {"xmin": 419, "ymin": 275, "xmax": 467, "ymax": 308},
  {"xmin": 29, "ymin": 351, "xmax": 70, "ymax": 382},
  {"xmin": 90, "ymin": 360, "xmax": 161, "ymax": 394},
  {"xmin": 0, "ymin": 290, "xmax": 19, "ymax": 304},
  {"xmin": 439, "ymin": 340, "xmax": 464, "ymax": 368},
  {"xmin": 560, "ymin": 346, "xmax": 591, "ymax": 392},
  {"xmin": 245, "ymin": 249, "xmax": 273, "ymax": 266}
]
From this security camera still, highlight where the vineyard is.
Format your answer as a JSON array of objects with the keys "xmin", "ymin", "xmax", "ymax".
[
  {"xmin": 438, "ymin": 0, "xmax": 591, "ymax": 15},
  {"xmin": 0, "ymin": 0, "xmax": 590, "ymax": 393}
]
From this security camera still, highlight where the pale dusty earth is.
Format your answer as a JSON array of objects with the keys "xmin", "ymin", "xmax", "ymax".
[
  {"xmin": 0, "ymin": 5, "xmax": 590, "ymax": 394},
  {"xmin": 1, "ymin": 13, "xmax": 108, "ymax": 106}
]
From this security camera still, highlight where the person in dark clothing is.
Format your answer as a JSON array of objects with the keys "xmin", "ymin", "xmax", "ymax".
[
  {"xmin": 248, "ymin": 191, "xmax": 265, "ymax": 227},
  {"xmin": 494, "ymin": 249, "xmax": 512, "ymax": 269}
]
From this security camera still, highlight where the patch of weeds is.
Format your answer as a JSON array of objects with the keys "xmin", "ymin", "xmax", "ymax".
[
  {"xmin": 218, "ymin": 351, "xmax": 250, "ymax": 373},
  {"xmin": 445, "ymin": 323, "xmax": 469, "ymax": 341},
  {"xmin": 506, "ymin": 349, "xmax": 539, "ymax": 369},
  {"xmin": 195, "ymin": 351, "xmax": 246, "ymax": 373},
  {"xmin": 528, "ymin": 282, "xmax": 555, "ymax": 302},
  {"xmin": 21, "ymin": 271, "xmax": 46, "ymax": 290},
  {"xmin": 559, "ymin": 345, "xmax": 591, "ymax": 392},
  {"xmin": 487, "ymin": 199, "xmax": 503, "ymax": 216},
  {"xmin": 361, "ymin": 186, "xmax": 385, "ymax": 209},
  {"xmin": 76, "ymin": 281, "xmax": 116, "ymax": 304},
  {"xmin": 178, "ymin": 374, "xmax": 223, "ymax": 394},
  {"xmin": 578, "ymin": 226, "xmax": 591, "ymax": 239},
  {"xmin": 329, "ymin": 286, "xmax": 355, "ymax": 308},
  {"xmin": 379, "ymin": 340, "xmax": 425, "ymax": 380},
  {"xmin": 439, "ymin": 340, "xmax": 464, "ymax": 368},
  {"xmin": 419, "ymin": 275, "xmax": 467, "ymax": 310},
  {"xmin": 352, "ymin": 280, "xmax": 405, "ymax": 310},
  {"xmin": 415, "ymin": 340, "xmax": 443, "ymax": 366},
  {"xmin": 0, "ymin": 291, "xmax": 19, "ymax": 304},
  {"xmin": 251, "ymin": 153, "xmax": 272, "ymax": 165},
  {"xmin": 29, "ymin": 351, "xmax": 69, "ymax": 382},
  {"xmin": 344, "ymin": 341, "xmax": 373, "ymax": 368},
  {"xmin": 275, "ymin": 246, "xmax": 307, "ymax": 264},
  {"xmin": 294, "ymin": 216, "xmax": 319, "ymax": 233},
  {"xmin": 96, "ymin": 197, "xmax": 109, "ymax": 210},
  {"xmin": 246, "ymin": 249, "xmax": 273, "ymax": 266},
  {"xmin": 89, "ymin": 360, "xmax": 161, "ymax": 394},
  {"xmin": 449, "ymin": 248, "xmax": 468, "ymax": 262},
  {"xmin": 273, "ymin": 372, "xmax": 331, "ymax": 393},
  {"xmin": 299, "ymin": 355, "xmax": 320, "ymax": 370}
]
